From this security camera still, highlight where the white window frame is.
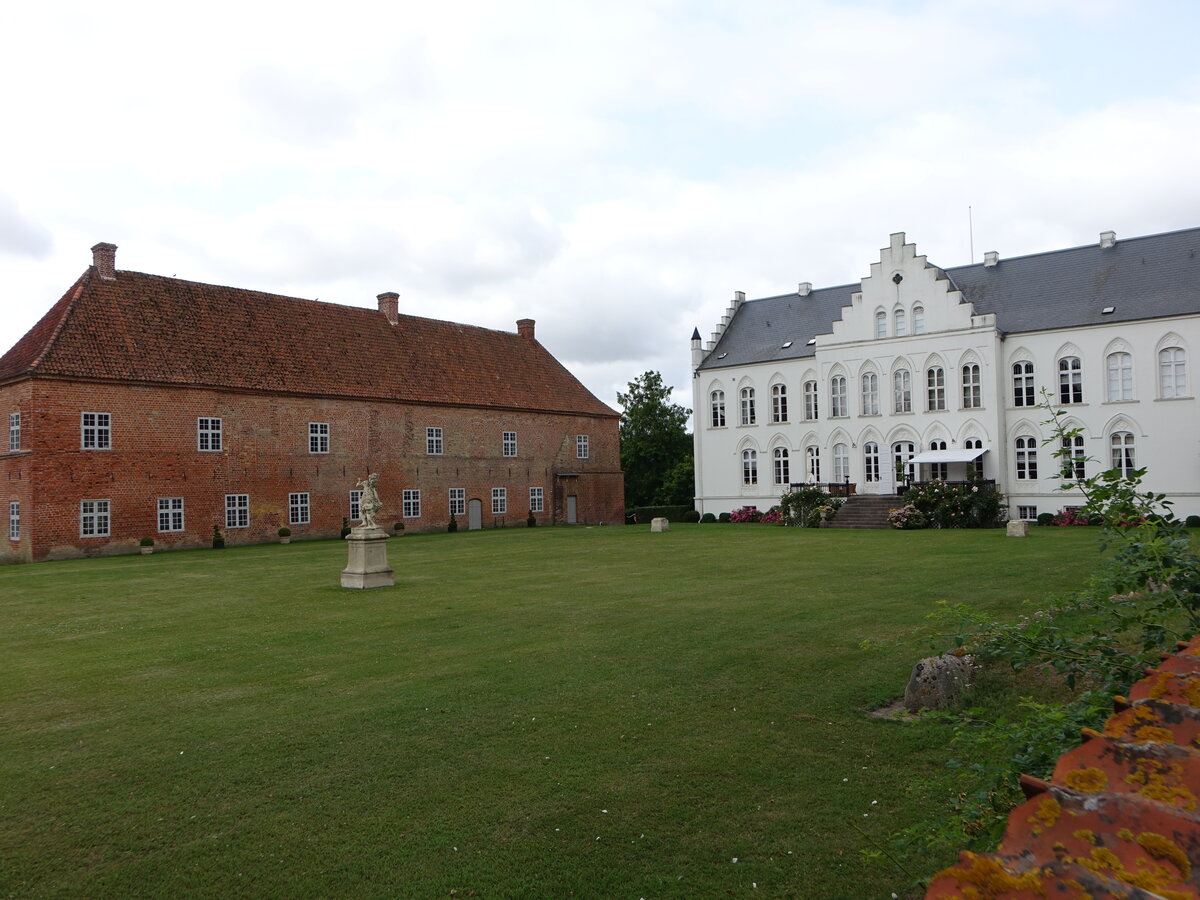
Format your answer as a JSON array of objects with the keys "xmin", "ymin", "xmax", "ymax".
[
  {"xmin": 1015, "ymin": 436, "xmax": 1038, "ymax": 480},
  {"xmin": 1012, "ymin": 361, "xmax": 1035, "ymax": 407},
  {"xmin": 964, "ymin": 437, "xmax": 985, "ymax": 478},
  {"xmin": 1058, "ymin": 357, "xmax": 1083, "ymax": 404},
  {"xmin": 1017, "ymin": 505, "xmax": 1038, "ymax": 521},
  {"xmin": 502, "ymin": 432, "xmax": 517, "ymax": 457},
  {"xmin": 710, "ymin": 390, "xmax": 726, "ymax": 428},
  {"xmin": 403, "ymin": 489, "xmax": 421, "ymax": 519},
  {"xmin": 740, "ymin": 388, "xmax": 756, "ymax": 426},
  {"xmin": 832, "ymin": 443, "xmax": 850, "ymax": 483},
  {"xmin": 742, "ymin": 449, "xmax": 757, "ymax": 486},
  {"xmin": 893, "ymin": 369, "xmax": 912, "ymax": 414},
  {"xmin": 576, "ymin": 435, "xmax": 589, "ymax": 459},
  {"xmin": 1111, "ymin": 431, "xmax": 1136, "ymax": 476},
  {"xmin": 912, "ymin": 305, "xmax": 925, "ymax": 335},
  {"xmin": 863, "ymin": 442, "xmax": 880, "ymax": 483},
  {"xmin": 80, "ymin": 499, "xmax": 111, "ymax": 537},
  {"xmin": 81, "ymin": 412, "xmax": 112, "ymax": 450},
  {"xmin": 530, "ymin": 486, "xmax": 544, "ymax": 513},
  {"xmin": 773, "ymin": 447, "xmax": 789, "ymax": 486},
  {"xmin": 157, "ymin": 497, "xmax": 184, "ymax": 532},
  {"xmin": 771, "ymin": 384, "xmax": 788, "ymax": 423},
  {"xmin": 308, "ymin": 422, "xmax": 330, "ymax": 454},
  {"xmin": 861, "ymin": 372, "xmax": 879, "ymax": 416},
  {"xmin": 426, "ymin": 427, "xmax": 443, "ymax": 455},
  {"xmin": 8, "ymin": 501, "xmax": 18, "ymax": 541},
  {"xmin": 1159, "ymin": 347, "xmax": 1187, "ymax": 399},
  {"xmin": 928, "ymin": 440, "xmax": 948, "ymax": 480},
  {"xmin": 961, "ymin": 364, "xmax": 981, "ymax": 409},
  {"xmin": 198, "ymin": 417, "xmax": 222, "ymax": 452},
  {"xmin": 289, "ymin": 492, "xmax": 310, "ymax": 525},
  {"xmin": 830, "ymin": 376, "xmax": 847, "ymax": 417},
  {"xmin": 926, "ymin": 367, "xmax": 945, "ymax": 411},
  {"xmin": 893, "ymin": 308, "xmax": 907, "ymax": 337},
  {"xmin": 805, "ymin": 446, "xmax": 820, "ymax": 482},
  {"xmin": 449, "ymin": 488, "xmax": 465, "ymax": 517},
  {"xmin": 874, "ymin": 310, "xmax": 887, "ymax": 339},
  {"xmin": 225, "ymin": 494, "xmax": 249, "ymax": 529},
  {"xmin": 7, "ymin": 412, "xmax": 19, "ymax": 451},
  {"xmin": 1060, "ymin": 435, "xmax": 1086, "ymax": 480},
  {"xmin": 803, "ymin": 380, "xmax": 818, "ymax": 420},
  {"xmin": 492, "ymin": 487, "xmax": 507, "ymax": 515},
  {"xmin": 1106, "ymin": 352, "xmax": 1133, "ymax": 402},
  {"xmin": 349, "ymin": 490, "xmax": 362, "ymax": 522}
]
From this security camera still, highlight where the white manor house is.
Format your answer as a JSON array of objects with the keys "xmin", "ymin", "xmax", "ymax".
[{"xmin": 690, "ymin": 227, "xmax": 1200, "ymax": 522}]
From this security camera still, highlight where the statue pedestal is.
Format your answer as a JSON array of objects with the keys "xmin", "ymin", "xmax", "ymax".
[{"xmin": 341, "ymin": 526, "xmax": 395, "ymax": 589}]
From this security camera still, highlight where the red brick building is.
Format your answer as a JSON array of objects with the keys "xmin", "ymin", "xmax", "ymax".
[{"xmin": 0, "ymin": 243, "xmax": 624, "ymax": 562}]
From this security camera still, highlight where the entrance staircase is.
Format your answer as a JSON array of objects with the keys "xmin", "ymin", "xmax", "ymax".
[{"xmin": 825, "ymin": 493, "xmax": 899, "ymax": 529}]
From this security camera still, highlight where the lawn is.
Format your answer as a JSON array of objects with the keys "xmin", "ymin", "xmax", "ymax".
[{"xmin": 0, "ymin": 525, "xmax": 1104, "ymax": 898}]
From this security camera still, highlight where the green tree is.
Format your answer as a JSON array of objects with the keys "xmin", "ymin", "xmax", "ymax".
[{"xmin": 617, "ymin": 371, "xmax": 692, "ymax": 508}]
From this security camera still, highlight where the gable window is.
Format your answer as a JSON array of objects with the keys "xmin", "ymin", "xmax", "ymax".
[
  {"xmin": 1106, "ymin": 352, "xmax": 1133, "ymax": 401},
  {"xmin": 7, "ymin": 412, "xmax": 19, "ymax": 451},
  {"xmin": 833, "ymin": 443, "xmax": 850, "ymax": 483},
  {"xmin": 742, "ymin": 449, "xmax": 757, "ymax": 486},
  {"xmin": 893, "ymin": 369, "xmax": 912, "ymax": 414},
  {"xmin": 912, "ymin": 305, "xmax": 925, "ymax": 335},
  {"xmin": 1159, "ymin": 347, "xmax": 1187, "ymax": 398},
  {"xmin": 830, "ymin": 376, "xmax": 847, "ymax": 417},
  {"xmin": 349, "ymin": 489, "xmax": 362, "ymax": 522},
  {"xmin": 198, "ymin": 417, "xmax": 222, "ymax": 452},
  {"xmin": 225, "ymin": 494, "xmax": 249, "ymax": 529},
  {"xmin": 861, "ymin": 372, "xmax": 879, "ymax": 416},
  {"xmin": 964, "ymin": 437, "xmax": 984, "ymax": 478},
  {"xmin": 308, "ymin": 422, "xmax": 330, "ymax": 454},
  {"xmin": 874, "ymin": 310, "xmax": 887, "ymax": 339},
  {"xmin": 710, "ymin": 390, "xmax": 726, "ymax": 428},
  {"xmin": 157, "ymin": 497, "xmax": 184, "ymax": 532},
  {"xmin": 81, "ymin": 412, "xmax": 111, "ymax": 450},
  {"xmin": 1061, "ymin": 435, "xmax": 1085, "ymax": 479},
  {"xmin": 928, "ymin": 440, "xmax": 948, "ymax": 480},
  {"xmin": 403, "ymin": 489, "xmax": 421, "ymax": 518},
  {"xmin": 803, "ymin": 380, "xmax": 818, "ymax": 420},
  {"xmin": 576, "ymin": 435, "xmax": 589, "ymax": 459},
  {"xmin": 449, "ymin": 488, "xmax": 465, "ymax": 517},
  {"xmin": 894, "ymin": 309, "xmax": 907, "ymax": 337},
  {"xmin": 740, "ymin": 388, "xmax": 756, "ymax": 425},
  {"xmin": 502, "ymin": 432, "xmax": 517, "ymax": 457},
  {"xmin": 926, "ymin": 367, "xmax": 946, "ymax": 411},
  {"xmin": 961, "ymin": 364, "xmax": 981, "ymax": 409},
  {"xmin": 771, "ymin": 384, "xmax": 788, "ymax": 423},
  {"xmin": 492, "ymin": 487, "xmax": 507, "ymax": 515},
  {"xmin": 1012, "ymin": 362, "xmax": 1035, "ymax": 407},
  {"xmin": 1058, "ymin": 357, "xmax": 1083, "ymax": 404},
  {"xmin": 863, "ymin": 442, "xmax": 880, "ymax": 483},
  {"xmin": 806, "ymin": 446, "xmax": 820, "ymax": 482},
  {"xmin": 530, "ymin": 486, "xmax": 544, "ymax": 513},
  {"xmin": 426, "ymin": 427, "xmax": 443, "ymax": 455},
  {"xmin": 80, "ymin": 499, "xmax": 111, "ymax": 537},
  {"xmin": 1015, "ymin": 436, "xmax": 1038, "ymax": 480},
  {"xmin": 289, "ymin": 492, "xmax": 310, "ymax": 525},
  {"xmin": 1111, "ymin": 431, "xmax": 1136, "ymax": 476},
  {"xmin": 9, "ymin": 501, "xmax": 19, "ymax": 541},
  {"xmin": 773, "ymin": 447, "xmax": 790, "ymax": 485}
]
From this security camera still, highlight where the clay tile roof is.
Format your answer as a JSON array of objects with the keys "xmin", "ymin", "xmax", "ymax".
[{"xmin": 0, "ymin": 267, "xmax": 617, "ymax": 418}]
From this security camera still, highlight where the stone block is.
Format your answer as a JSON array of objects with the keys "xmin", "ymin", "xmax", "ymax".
[
  {"xmin": 1006, "ymin": 520, "xmax": 1030, "ymax": 537},
  {"xmin": 650, "ymin": 517, "xmax": 670, "ymax": 533},
  {"xmin": 341, "ymin": 526, "xmax": 395, "ymax": 589}
]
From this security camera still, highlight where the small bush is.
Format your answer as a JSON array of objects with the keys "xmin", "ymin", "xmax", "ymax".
[
  {"xmin": 1187, "ymin": 515, "xmax": 1200, "ymax": 529},
  {"xmin": 718, "ymin": 512, "xmax": 731, "ymax": 523},
  {"xmin": 700, "ymin": 513, "xmax": 717, "ymax": 524},
  {"xmin": 278, "ymin": 526, "xmax": 292, "ymax": 537},
  {"xmin": 1036, "ymin": 512, "xmax": 1054, "ymax": 526},
  {"xmin": 1051, "ymin": 509, "xmax": 1090, "ymax": 526},
  {"xmin": 681, "ymin": 510, "xmax": 701, "ymax": 523},
  {"xmin": 139, "ymin": 536, "xmax": 154, "ymax": 547},
  {"xmin": 887, "ymin": 504, "xmax": 926, "ymax": 529}
]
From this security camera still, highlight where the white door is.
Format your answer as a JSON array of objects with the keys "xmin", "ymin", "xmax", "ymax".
[
  {"xmin": 566, "ymin": 495, "xmax": 577, "ymax": 524},
  {"xmin": 468, "ymin": 498, "xmax": 482, "ymax": 531}
]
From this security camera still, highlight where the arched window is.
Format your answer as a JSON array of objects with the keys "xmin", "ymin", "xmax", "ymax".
[
  {"xmin": 773, "ymin": 447, "xmax": 790, "ymax": 485},
  {"xmin": 1015, "ymin": 435, "xmax": 1038, "ymax": 480},
  {"xmin": 830, "ymin": 375, "xmax": 847, "ymax": 417},
  {"xmin": 962, "ymin": 364, "xmax": 981, "ymax": 409},
  {"xmin": 894, "ymin": 308, "xmax": 907, "ymax": 337},
  {"xmin": 926, "ymin": 366, "xmax": 946, "ymax": 411},
  {"xmin": 1012, "ymin": 361, "xmax": 1035, "ymax": 407},
  {"xmin": 740, "ymin": 387, "xmax": 756, "ymax": 425},
  {"xmin": 893, "ymin": 369, "xmax": 912, "ymax": 413},
  {"xmin": 861, "ymin": 372, "xmax": 879, "ymax": 416},
  {"xmin": 1061, "ymin": 434, "xmax": 1085, "ymax": 479},
  {"xmin": 874, "ymin": 311, "xmax": 887, "ymax": 339},
  {"xmin": 1058, "ymin": 356, "xmax": 1083, "ymax": 404},
  {"xmin": 912, "ymin": 305, "xmax": 925, "ymax": 335},
  {"xmin": 1110, "ymin": 432, "xmax": 1136, "ymax": 476},
  {"xmin": 928, "ymin": 440, "xmax": 948, "ymax": 480},
  {"xmin": 1106, "ymin": 352, "xmax": 1133, "ymax": 401},
  {"xmin": 1159, "ymin": 347, "xmax": 1187, "ymax": 398},
  {"xmin": 771, "ymin": 383, "xmax": 788, "ymax": 422},
  {"xmin": 803, "ymin": 380, "xmax": 819, "ymax": 420},
  {"xmin": 863, "ymin": 442, "xmax": 880, "ymax": 483},
  {"xmin": 892, "ymin": 441, "xmax": 915, "ymax": 483},
  {"xmin": 964, "ymin": 437, "xmax": 984, "ymax": 478},
  {"xmin": 806, "ymin": 446, "xmax": 821, "ymax": 482},
  {"xmin": 833, "ymin": 443, "xmax": 850, "ymax": 483},
  {"xmin": 741, "ymin": 449, "xmax": 758, "ymax": 485},
  {"xmin": 710, "ymin": 390, "xmax": 726, "ymax": 428}
]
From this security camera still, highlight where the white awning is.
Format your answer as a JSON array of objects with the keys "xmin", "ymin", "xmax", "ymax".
[{"xmin": 908, "ymin": 448, "xmax": 988, "ymax": 464}]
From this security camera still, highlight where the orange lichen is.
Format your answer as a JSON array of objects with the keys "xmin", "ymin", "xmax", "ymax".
[
  {"xmin": 1133, "ymin": 724, "xmax": 1176, "ymax": 743},
  {"xmin": 1125, "ymin": 759, "xmax": 1197, "ymax": 810},
  {"xmin": 942, "ymin": 852, "xmax": 1048, "ymax": 898},
  {"xmin": 1072, "ymin": 829, "xmax": 1098, "ymax": 845},
  {"xmin": 1117, "ymin": 828, "xmax": 1135, "ymax": 842},
  {"xmin": 1028, "ymin": 796, "xmax": 1062, "ymax": 835},
  {"xmin": 1073, "ymin": 843, "xmax": 1189, "ymax": 899},
  {"xmin": 1136, "ymin": 831, "xmax": 1192, "ymax": 879},
  {"xmin": 1063, "ymin": 767, "xmax": 1108, "ymax": 793}
]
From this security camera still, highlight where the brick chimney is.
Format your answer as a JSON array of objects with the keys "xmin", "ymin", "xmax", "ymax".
[
  {"xmin": 377, "ymin": 291, "xmax": 399, "ymax": 325},
  {"xmin": 91, "ymin": 242, "xmax": 117, "ymax": 280},
  {"xmin": 517, "ymin": 319, "xmax": 535, "ymax": 341}
]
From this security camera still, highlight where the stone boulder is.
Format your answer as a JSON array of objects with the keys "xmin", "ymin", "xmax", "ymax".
[
  {"xmin": 650, "ymin": 517, "xmax": 670, "ymax": 533},
  {"xmin": 903, "ymin": 652, "xmax": 975, "ymax": 712}
]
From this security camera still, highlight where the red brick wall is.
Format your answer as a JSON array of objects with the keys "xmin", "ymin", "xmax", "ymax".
[
  {"xmin": 0, "ymin": 380, "xmax": 33, "ymax": 563},
  {"xmin": 2, "ymin": 377, "xmax": 623, "ymax": 561}
]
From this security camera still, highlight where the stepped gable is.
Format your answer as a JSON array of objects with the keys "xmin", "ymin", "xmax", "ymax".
[
  {"xmin": 0, "ymin": 263, "xmax": 616, "ymax": 419},
  {"xmin": 924, "ymin": 636, "xmax": 1200, "ymax": 899}
]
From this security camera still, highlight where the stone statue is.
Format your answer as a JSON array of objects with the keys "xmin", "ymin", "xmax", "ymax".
[{"xmin": 356, "ymin": 473, "xmax": 383, "ymax": 529}]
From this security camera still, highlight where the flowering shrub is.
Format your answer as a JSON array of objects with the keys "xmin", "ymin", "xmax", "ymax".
[
  {"xmin": 729, "ymin": 506, "xmax": 763, "ymax": 523},
  {"xmin": 778, "ymin": 487, "xmax": 843, "ymax": 527},
  {"xmin": 887, "ymin": 504, "xmax": 927, "ymax": 529},
  {"xmin": 901, "ymin": 481, "xmax": 1006, "ymax": 529},
  {"xmin": 1051, "ymin": 508, "xmax": 1090, "ymax": 526},
  {"xmin": 760, "ymin": 507, "xmax": 783, "ymax": 525}
]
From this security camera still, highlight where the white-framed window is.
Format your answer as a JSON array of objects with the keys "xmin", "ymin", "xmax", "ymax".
[
  {"xmin": 349, "ymin": 490, "xmax": 362, "ymax": 522},
  {"xmin": 773, "ymin": 447, "xmax": 789, "ymax": 485},
  {"xmin": 771, "ymin": 384, "xmax": 788, "ymax": 423},
  {"xmin": 830, "ymin": 376, "xmax": 847, "ymax": 417},
  {"xmin": 1106, "ymin": 352, "xmax": 1133, "ymax": 401},
  {"xmin": 403, "ymin": 489, "xmax": 421, "ymax": 518},
  {"xmin": 576, "ymin": 435, "xmax": 589, "ymax": 459},
  {"xmin": 912, "ymin": 305, "xmax": 925, "ymax": 335},
  {"xmin": 741, "ymin": 449, "xmax": 757, "ymax": 485},
  {"xmin": 308, "ymin": 422, "xmax": 329, "ymax": 454},
  {"xmin": 805, "ymin": 446, "xmax": 820, "ymax": 482},
  {"xmin": 874, "ymin": 310, "xmax": 887, "ymax": 339},
  {"xmin": 225, "ymin": 494, "xmax": 249, "ymax": 529},
  {"xmin": 81, "ymin": 412, "xmax": 111, "ymax": 450},
  {"xmin": 894, "ymin": 308, "xmax": 907, "ymax": 337},
  {"xmin": 7, "ymin": 412, "xmax": 19, "ymax": 451},
  {"xmin": 426, "ymin": 427, "xmax": 443, "ymax": 455},
  {"xmin": 740, "ymin": 388, "xmax": 756, "ymax": 425},
  {"xmin": 926, "ymin": 367, "xmax": 945, "ymax": 411},
  {"xmin": 803, "ymin": 380, "xmax": 818, "ymax": 420},
  {"xmin": 893, "ymin": 369, "xmax": 912, "ymax": 413},
  {"xmin": 8, "ymin": 501, "xmax": 18, "ymax": 541},
  {"xmin": 1017, "ymin": 505, "xmax": 1038, "ymax": 521},
  {"xmin": 861, "ymin": 372, "xmax": 879, "ymax": 416},
  {"xmin": 449, "ymin": 488, "xmax": 465, "ymax": 517},
  {"xmin": 492, "ymin": 487, "xmax": 507, "ymax": 515},
  {"xmin": 962, "ymin": 364, "xmax": 981, "ymax": 409},
  {"xmin": 964, "ymin": 437, "xmax": 985, "ymax": 478},
  {"xmin": 1060, "ymin": 435, "xmax": 1085, "ymax": 479},
  {"xmin": 157, "ymin": 497, "xmax": 184, "ymax": 532},
  {"xmin": 530, "ymin": 486, "xmax": 544, "ymax": 513},
  {"xmin": 80, "ymin": 499, "xmax": 110, "ymax": 537},
  {"xmin": 928, "ymin": 440, "xmax": 948, "ymax": 480},
  {"xmin": 1110, "ymin": 431, "xmax": 1136, "ymax": 476},
  {"xmin": 1015, "ymin": 436, "xmax": 1038, "ymax": 480},
  {"xmin": 1012, "ymin": 362, "xmax": 1035, "ymax": 407},
  {"xmin": 832, "ymin": 443, "xmax": 849, "ymax": 483},
  {"xmin": 710, "ymin": 390, "xmax": 726, "ymax": 428},
  {"xmin": 502, "ymin": 432, "xmax": 517, "ymax": 457},
  {"xmin": 1159, "ymin": 347, "xmax": 1187, "ymax": 398},
  {"xmin": 863, "ymin": 442, "xmax": 880, "ymax": 483},
  {"xmin": 893, "ymin": 442, "xmax": 916, "ymax": 482},
  {"xmin": 198, "ymin": 417, "xmax": 222, "ymax": 452},
  {"xmin": 1058, "ymin": 357, "xmax": 1083, "ymax": 404},
  {"xmin": 289, "ymin": 492, "xmax": 310, "ymax": 525}
]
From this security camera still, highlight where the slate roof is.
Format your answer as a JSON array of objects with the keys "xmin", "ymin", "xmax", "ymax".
[
  {"xmin": 699, "ymin": 227, "xmax": 1200, "ymax": 371},
  {"xmin": 0, "ymin": 265, "xmax": 617, "ymax": 418}
]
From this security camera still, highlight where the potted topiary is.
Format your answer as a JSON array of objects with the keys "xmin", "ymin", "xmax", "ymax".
[
  {"xmin": 527, "ymin": 509, "xmax": 536, "ymax": 528},
  {"xmin": 139, "ymin": 536, "xmax": 154, "ymax": 555},
  {"xmin": 212, "ymin": 525, "xmax": 225, "ymax": 549},
  {"xmin": 394, "ymin": 521, "xmax": 405, "ymax": 535},
  {"xmin": 448, "ymin": 513, "xmax": 458, "ymax": 533},
  {"xmin": 278, "ymin": 526, "xmax": 291, "ymax": 544}
]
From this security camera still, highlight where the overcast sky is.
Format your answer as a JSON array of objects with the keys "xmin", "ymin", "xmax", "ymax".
[{"xmin": 3, "ymin": 0, "xmax": 1198, "ymax": 420}]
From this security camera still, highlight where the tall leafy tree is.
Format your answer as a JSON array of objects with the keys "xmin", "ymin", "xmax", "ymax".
[{"xmin": 617, "ymin": 371, "xmax": 693, "ymax": 508}]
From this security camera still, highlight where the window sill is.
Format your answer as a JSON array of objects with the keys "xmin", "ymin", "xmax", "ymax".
[{"xmin": 1155, "ymin": 396, "xmax": 1194, "ymax": 402}]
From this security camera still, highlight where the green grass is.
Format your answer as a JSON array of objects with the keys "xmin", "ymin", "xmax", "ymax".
[{"xmin": 0, "ymin": 525, "xmax": 1104, "ymax": 898}]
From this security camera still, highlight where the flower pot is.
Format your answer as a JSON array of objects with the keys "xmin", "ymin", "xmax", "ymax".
[{"xmin": 280, "ymin": 537, "xmax": 290, "ymax": 544}]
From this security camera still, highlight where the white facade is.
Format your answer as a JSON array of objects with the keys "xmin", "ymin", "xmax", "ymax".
[{"xmin": 692, "ymin": 230, "xmax": 1200, "ymax": 520}]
